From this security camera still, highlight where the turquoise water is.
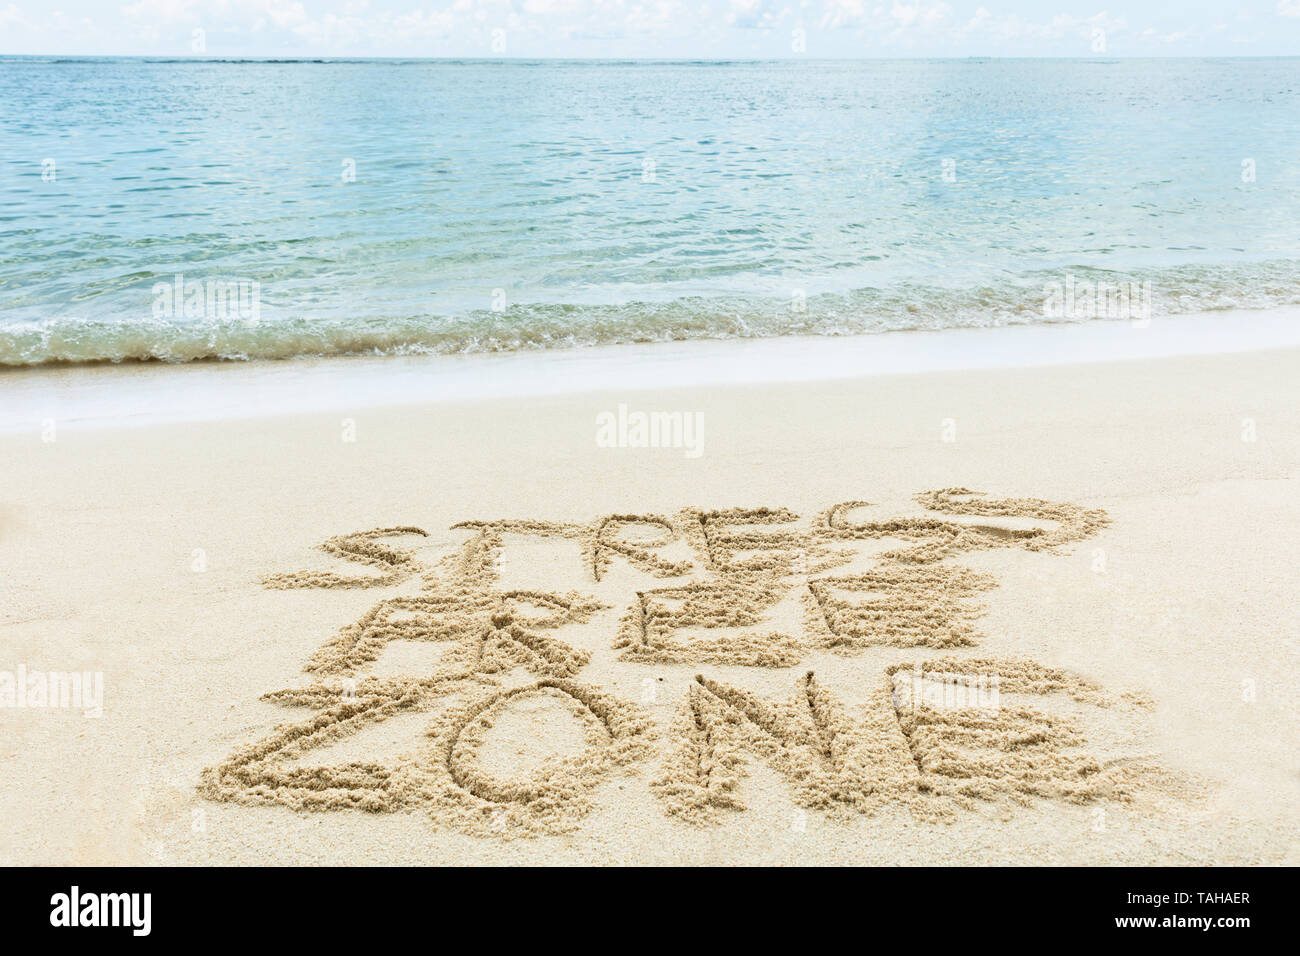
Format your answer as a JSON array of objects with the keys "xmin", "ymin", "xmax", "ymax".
[{"xmin": 2, "ymin": 57, "xmax": 1299, "ymax": 365}]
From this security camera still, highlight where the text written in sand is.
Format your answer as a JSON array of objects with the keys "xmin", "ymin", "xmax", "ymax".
[{"xmin": 200, "ymin": 490, "xmax": 1186, "ymax": 834}]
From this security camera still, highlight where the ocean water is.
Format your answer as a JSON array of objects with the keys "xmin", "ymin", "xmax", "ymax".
[{"xmin": 2, "ymin": 57, "xmax": 1299, "ymax": 366}]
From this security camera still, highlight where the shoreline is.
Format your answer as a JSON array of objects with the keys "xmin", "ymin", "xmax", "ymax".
[{"xmin": 2, "ymin": 306, "xmax": 1298, "ymax": 433}]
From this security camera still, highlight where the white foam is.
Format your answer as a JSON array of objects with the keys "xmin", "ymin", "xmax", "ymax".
[{"xmin": 1, "ymin": 308, "xmax": 1297, "ymax": 433}]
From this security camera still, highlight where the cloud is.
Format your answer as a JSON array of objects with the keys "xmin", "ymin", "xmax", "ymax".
[
  {"xmin": 818, "ymin": 0, "xmax": 951, "ymax": 39},
  {"xmin": 119, "ymin": 0, "xmax": 199, "ymax": 22},
  {"xmin": 4, "ymin": 0, "xmax": 1296, "ymax": 56},
  {"xmin": 817, "ymin": 0, "xmax": 867, "ymax": 30},
  {"xmin": 960, "ymin": 7, "xmax": 1126, "ymax": 46},
  {"xmin": 0, "ymin": 3, "xmax": 31, "ymax": 30},
  {"xmin": 522, "ymin": 0, "xmax": 588, "ymax": 14},
  {"xmin": 727, "ymin": 0, "xmax": 790, "ymax": 29},
  {"xmin": 891, "ymin": 1, "xmax": 951, "ymax": 31}
]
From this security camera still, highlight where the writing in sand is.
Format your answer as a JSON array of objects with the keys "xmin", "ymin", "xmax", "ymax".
[{"xmin": 200, "ymin": 489, "xmax": 1185, "ymax": 834}]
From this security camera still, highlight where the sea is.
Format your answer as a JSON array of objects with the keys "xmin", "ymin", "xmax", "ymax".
[{"xmin": 2, "ymin": 56, "xmax": 1299, "ymax": 365}]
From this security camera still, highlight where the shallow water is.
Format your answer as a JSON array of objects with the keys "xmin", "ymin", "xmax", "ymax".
[{"xmin": 2, "ymin": 57, "xmax": 1299, "ymax": 364}]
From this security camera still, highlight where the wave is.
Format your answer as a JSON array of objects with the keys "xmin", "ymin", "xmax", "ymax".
[{"xmin": 3, "ymin": 262, "xmax": 1299, "ymax": 367}]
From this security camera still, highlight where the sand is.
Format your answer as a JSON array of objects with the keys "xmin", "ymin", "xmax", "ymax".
[{"xmin": 1, "ymin": 339, "xmax": 1298, "ymax": 864}]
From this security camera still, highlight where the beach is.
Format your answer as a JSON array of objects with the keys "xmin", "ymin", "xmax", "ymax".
[{"xmin": 2, "ymin": 324, "xmax": 1297, "ymax": 866}]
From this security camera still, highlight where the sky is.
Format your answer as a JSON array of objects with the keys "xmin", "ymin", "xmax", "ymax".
[{"xmin": 1, "ymin": 0, "xmax": 1298, "ymax": 58}]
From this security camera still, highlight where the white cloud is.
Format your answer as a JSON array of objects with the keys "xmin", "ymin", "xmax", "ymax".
[
  {"xmin": 891, "ymin": 1, "xmax": 950, "ymax": 31},
  {"xmin": 818, "ymin": 0, "xmax": 867, "ymax": 30},
  {"xmin": 960, "ymin": 7, "xmax": 1127, "ymax": 46},
  {"xmin": 0, "ymin": 2, "xmax": 31, "ymax": 29},
  {"xmin": 3, "ymin": 1, "xmax": 1297, "ymax": 56},
  {"xmin": 523, "ymin": 0, "xmax": 587, "ymax": 15},
  {"xmin": 120, "ymin": 0, "xmax": 199, "ymax": 21},
  {"xmin": 727, "ymin": 0, "xmax": 790, "ymax": 29},
  {"xmin": 817, "ymin": 0, "xmax": 950, "ymax": 39},
  {"xmin": 625, "ymin": 0, "xmax": 689, "ymax": 34}
]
